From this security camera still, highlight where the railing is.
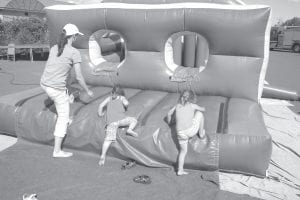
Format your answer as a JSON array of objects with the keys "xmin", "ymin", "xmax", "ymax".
[{"xmin": 0, "ymin": 44, "xmax": 50, "ymax": 61}]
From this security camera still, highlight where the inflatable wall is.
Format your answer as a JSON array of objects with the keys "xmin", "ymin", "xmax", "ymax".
[{"xmin": 0, "ymin": 2, "xmax": 272, "ymax": 177}]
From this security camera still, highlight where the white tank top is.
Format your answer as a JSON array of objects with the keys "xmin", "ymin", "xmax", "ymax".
[{"xmin": 175, "ymin": 103, "xmax": 194, "ymax": 131}]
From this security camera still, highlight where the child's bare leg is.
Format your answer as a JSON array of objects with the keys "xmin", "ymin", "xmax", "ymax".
[
  {"xmin": 126, "ymin": 118, "xmax": 138, "ymax": 137},
  {"xmin": 198, "ymin": 119, "xmax": 205, "ymax": 138},
  {"xmin": 177, "ymin": 142, "xmax": 189, "ymax": 176},
  {"xmin": 195, "ymin": 111, "xmax": 205, "ymax": 138},
  {"xmin": 99, "ymin": 140, "xmax": 112, "ymax": 166}
]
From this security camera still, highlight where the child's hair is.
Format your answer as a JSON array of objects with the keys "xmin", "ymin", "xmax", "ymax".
[
  {"xmin": 57, "ymin": 30, "xmax": 73, "ymax": 57},
  {"xmin": 111, "ymin": 86, "xmax": 125, "ymax": 97},
  {"xmin": 179, "ymin": 90, "xmax": 196, "ymax": 103}
]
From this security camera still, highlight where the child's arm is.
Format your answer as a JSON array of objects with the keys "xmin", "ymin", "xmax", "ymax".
[
  {"xmin": 192, "ymin": 103, "xmax": 205, "ymax": 112},
  {"xmin": 121, "ymin": 96, "xmax": 129, "ymax": 111},
  {"xmin": 166, "ymin": 106, "xmax": 176, "ymax": 124},
  {"xmin": 98, "ymin": 97, "xmax": 110, "ymax": 117}
]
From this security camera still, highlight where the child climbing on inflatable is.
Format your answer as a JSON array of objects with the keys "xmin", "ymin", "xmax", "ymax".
[
  {"xmin": 167, "ymin": 90, "xmax": 206, "ymax": 176},
  {"xmin": 98, "ymin": 86, "xmax": 138, "ymax": 166}
]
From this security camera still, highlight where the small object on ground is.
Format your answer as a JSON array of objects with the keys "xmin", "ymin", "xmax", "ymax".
[
  {"xmin": 200, "ymin": 174, "xmax": 219, "ymax": 186},
  {"xmin": 121, "ymin": 160, "xmax": 136, "ymax": 170},
  {"xmin": 23, "ymin": 193, "xmax": 38, "ymax": 200},
  {"xmin": 133, "ymin": 175, "xmax": 151, "ymax": 184}
]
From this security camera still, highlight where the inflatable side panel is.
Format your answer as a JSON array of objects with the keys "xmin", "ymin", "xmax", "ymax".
[
  {"xmin": 0, "ymin": 103, "xmax": 16, "ymax": 136},
  {"xmin": 0, "ymin": 87, "xmax": 44, "ymax": 136},
  {"xmin": 15, "ymin": 93, "xmax": 58, "ymax": 142},
  {"xmin": 45, "ymin": 5, "xmax": 270, "ymax": 101},
  {"xmin": 219, "ymin": 133, "xmax": 272, "ymax": 177},
  {"xmin": 105, "ymin": 8, "xmax": 185, "ymax": 52},
  {"xmin": 84, "ymin": 51, "xmax": 174, "ymax": 91},
  {"xmin": 185, "ymin": 7, "xmax": 270, "ymax": 57},
  {"xmin": 227, "ymin": 98, "xmax": 269, "ymax": 135},
  {"xmin": 46, "ymin": 8, "xmax": 106, "ymax": 48},
  {"xmin": 81, "ymin": 50, "xmax": 264, "ymax": 101},
  {"xmin": 191, "ymin": 55, "xmax": 264, "ymax": 101},
  {"xmin": 219, "ymin": 98, "xmax": 272, "ymax": 176}
]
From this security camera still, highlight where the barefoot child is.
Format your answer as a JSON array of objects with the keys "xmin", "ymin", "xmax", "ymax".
[
  {"xmin": 98, "ymin": 86, "xmax": 138, "ymax": 165},
  {"xmin": 167, "ymin": 90, "xmax": 206, "ymax": 176}
]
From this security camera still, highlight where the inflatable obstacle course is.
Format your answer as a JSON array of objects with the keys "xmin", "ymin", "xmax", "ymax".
[{"xmin": 0, "ymin": 2, "xmax": 272, "ymax": 177}]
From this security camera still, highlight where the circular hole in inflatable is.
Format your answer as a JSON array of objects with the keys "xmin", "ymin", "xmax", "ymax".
[
  {"xmin": 89, "ymin": 30, "xmax": 125, "ymax": 74},
  {"xmin": 165, "ymin": 31, "xmax": 209, "ymax": 74}
]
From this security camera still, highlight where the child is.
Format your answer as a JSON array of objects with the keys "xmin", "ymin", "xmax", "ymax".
[
  {"xmin": 98, "ymin": 86, "xmax": 138, "ymax": 166},
  {"xmin": 167, "ymin": 90, "xmax": 206, "ymax": 176}
]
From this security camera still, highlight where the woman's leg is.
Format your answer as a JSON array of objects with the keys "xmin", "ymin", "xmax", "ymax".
[
  {"xmin": 177, "ymin": 141, "xmax": 189, "ymax": 175},
  {"xmin": 44, "ymin": 86, "xmax": 72, "ymax": 157}
]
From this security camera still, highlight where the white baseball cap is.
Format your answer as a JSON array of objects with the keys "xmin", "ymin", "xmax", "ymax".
[{"xmin": 63, "ymin": 23, "xmax": 84, "ymax": 36}]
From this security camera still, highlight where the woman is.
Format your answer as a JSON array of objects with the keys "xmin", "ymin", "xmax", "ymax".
[{"xmin": 40, "ymin": 23, "xmax": 94, "ymax": 158}]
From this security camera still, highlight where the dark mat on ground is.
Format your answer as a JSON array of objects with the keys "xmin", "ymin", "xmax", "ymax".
[{"xmin": 0, "ymin": 139, "xmax": 261, "ymax": 200}]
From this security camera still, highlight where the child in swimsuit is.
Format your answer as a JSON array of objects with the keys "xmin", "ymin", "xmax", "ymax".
[
  {"xmin": 167, "ymin": 90, "xmax": 206, "ymax": 175},
  {"xmin": 98, "ymin": 86, "xmax": 138, "ymax": 166}
]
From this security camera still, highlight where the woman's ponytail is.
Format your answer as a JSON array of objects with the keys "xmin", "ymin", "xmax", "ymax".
[{"xmin": 57, "ymin": 30, "xmax": 68, "ymax": 57}]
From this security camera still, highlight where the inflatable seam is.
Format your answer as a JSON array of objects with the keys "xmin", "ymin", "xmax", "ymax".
[
  {"xmin": 104, "ymin": 8, "xmax": 108, "ymax": 30},
  {"xmin": 216, "ymin": 98, "xmax": 229, "ymax": 134}
]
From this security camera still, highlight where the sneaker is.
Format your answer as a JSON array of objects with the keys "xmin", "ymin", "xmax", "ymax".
[
  {"xmin": 52, "ymin": 151, "xmax": 73, "ymax": 158},
  {"xmin": 177, "ymin": 171, "xmax": 189, "ymax": 176}
]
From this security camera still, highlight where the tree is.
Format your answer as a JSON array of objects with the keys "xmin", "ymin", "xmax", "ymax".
[
  {"xmin": 0, "ymin": 15, "xmax": 48, "ymax": 45},
  {"xmin": 282, "ymin": 17, "xmax": 300, "ymax": 26}
]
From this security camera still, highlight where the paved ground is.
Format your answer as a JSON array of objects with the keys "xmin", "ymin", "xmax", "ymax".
[{"xmin": 0, "ymin": 61, "xmax": 44, "ymax": 96}]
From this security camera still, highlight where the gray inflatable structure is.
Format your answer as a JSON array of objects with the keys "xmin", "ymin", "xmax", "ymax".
[{"xmin": 0, "ymin": 1, "xmax": 272, "ymax": 177}]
